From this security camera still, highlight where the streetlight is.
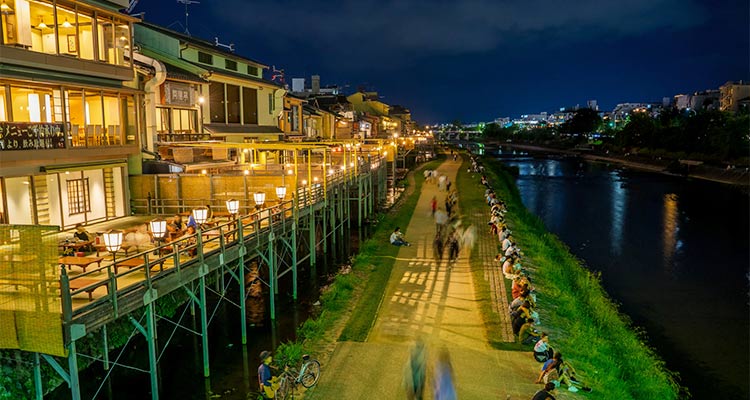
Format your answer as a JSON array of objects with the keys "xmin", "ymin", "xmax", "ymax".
[
  {"xmin": 149, "ymin": 219, "xmax": 167, "ymax": 254},
  {"xmin": 225, "ymin": 199, "xmax": 240, "ymax": 215},
  {"xmin": 192, "ymin": 207, "xmax": 209, "ymax": 227},
  {"xmin": 253, "ymin": 192, "xmax": 266, "ymax": 211},
  {"xmin": 275, "ymin": 186, "xmax": 287, "ymax": 201},
  {"xmin": 103, "ymin": 230, "xmax": 123, "ymax": 271}
]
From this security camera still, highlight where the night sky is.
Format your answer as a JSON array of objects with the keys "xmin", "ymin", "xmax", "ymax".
[{"xmin": 133, "ymin": 0, "xmax": 749, "ymax": 124}]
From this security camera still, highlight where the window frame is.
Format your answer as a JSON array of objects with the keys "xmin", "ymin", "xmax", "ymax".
[
  {"xmin": 198, "ymin": 52, "xmax": 213, "ymax": 65},
  {"xmin": 66, "ymin": 177, "xmax": 90, "ymax": 216}
]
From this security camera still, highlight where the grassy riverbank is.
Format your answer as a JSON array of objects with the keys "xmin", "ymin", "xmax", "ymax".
[
  {"xmin": 476, "ymin": 157, "xmax": 682, "ymax": 399},
  {"xmin": 274, "ymin": 157, "xmax": 444, "ymax": 366}
]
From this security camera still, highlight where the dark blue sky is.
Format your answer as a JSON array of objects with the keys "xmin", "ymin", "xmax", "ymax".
[{"xmin": 134, "ymin": 0, "xmax": 748, "ymax": 124}]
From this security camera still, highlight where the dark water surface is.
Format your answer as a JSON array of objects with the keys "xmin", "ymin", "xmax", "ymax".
[{"xmin": 502, "ymin": 153, "xmax": 749, "ymax": 399}]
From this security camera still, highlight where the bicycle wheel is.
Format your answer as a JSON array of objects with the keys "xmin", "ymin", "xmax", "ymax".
[
  {"xmin": 275, "ymin": 376, "xmax": 291, "ymax": 400},
  {"xmin": 300, "ymin": 360, "xmax": 321, "ymax": 388}
]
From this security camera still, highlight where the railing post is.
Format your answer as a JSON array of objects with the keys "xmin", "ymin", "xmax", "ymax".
[
  {"xmin": 68, "ymin": 340, "xmax": 81, "ymax": 400},
  {"xmin": 238, "ymin": 219, "xmax": 248, "ymax": 345},
  {"xmin": 33, "ymin": 353, "xmax": 42, "ymax": 400},
  {"xmin": 199, "ymin": 273, "xmax": 210, "ymax": 377},
  {"xmin": 268, "ymin": 231, "xmax": 276, "ymax": 320},
  {"xmin": 309, "ymin": 201, "xmax": 316, "ymax": 267},
  {"xmin": 146, "ymin": 302, "xmax": 159, "ymax": 400},
  {"xmin": 291, "ymin": 221, "xmax": 297, "ymax": 300}
]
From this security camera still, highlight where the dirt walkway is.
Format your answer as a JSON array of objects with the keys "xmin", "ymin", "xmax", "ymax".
[{"xmin": 309, "ymin": 156, "xmax": 542, "ymax": 400}]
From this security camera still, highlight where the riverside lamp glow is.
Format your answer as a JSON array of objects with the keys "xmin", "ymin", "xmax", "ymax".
[
  {"xmin": 192, "ymin": 207, "xmax": 209, "ymax": 225},
  {"xmin": 226, "ymin": 199, "xmax": 239, "ymax": 215},
  {"xmin": 103, "ymin": 230, "xmax": 123, "ymax": 267},
  {"xmin": 253, "ymin": 192, "xmax": 266, "ymax": 207},
  {"xmin": 103, "ymin": 230, "xmax": 123, "ymax": 253},
  {"xmin": 275, "ymin": 186, "xmax": 287, "ymax": 201},
  {"xmin": 149, "ymin": 219, "xmax": 167, "ymax": 253}
]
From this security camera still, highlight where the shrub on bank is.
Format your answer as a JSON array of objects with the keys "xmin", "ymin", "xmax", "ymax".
[{"xmin": 480, "ymin": 157, "xmax": 681, "ymax": 400}]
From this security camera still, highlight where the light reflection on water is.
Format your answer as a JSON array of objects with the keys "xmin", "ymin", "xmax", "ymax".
[
  {"xmin": 662, "ymin": 194, "xmax": 679, "ymax": 274},
  {"xmin": 503, "ymin": 155, "xmax": 749, "ymax": 399},
  {"xmin": 610, "ymin": 171, "xmax": 627, "ymax": 256}
]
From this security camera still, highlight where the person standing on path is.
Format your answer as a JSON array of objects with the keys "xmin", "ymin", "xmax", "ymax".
[
  {"xmin": 431, "ymin": 196, "xmax": 438, "ymax": 217},
  {"xmin": 258, "ymin": 350, "xmax": 279, "ymax": 399},
  {"xmin": 403, "ymin": 338, "xmax": 427, "ymax": 400}
]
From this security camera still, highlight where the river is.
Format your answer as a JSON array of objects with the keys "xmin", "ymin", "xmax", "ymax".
[{"xmin": 500, "ymin": 150, "xmax": 749, "ymax": 399}]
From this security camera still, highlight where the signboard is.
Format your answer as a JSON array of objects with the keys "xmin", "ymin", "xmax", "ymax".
[
  {"xmin": 164, "ymin": 82, "xmax": 194, "ymax": 106},
  {"xmin": 0, "ymin": 122, "xmax": 66, "ymax": 151}
]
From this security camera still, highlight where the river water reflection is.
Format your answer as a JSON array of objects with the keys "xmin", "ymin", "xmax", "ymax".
[{"xmin": 502, "ymin": 152, "xmax": 749, "ymax": 399}]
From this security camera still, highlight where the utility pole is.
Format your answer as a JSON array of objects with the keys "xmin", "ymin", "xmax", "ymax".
[{"xmin": 176, "ymin": 0, "xmax": 199, "ymax": 36}]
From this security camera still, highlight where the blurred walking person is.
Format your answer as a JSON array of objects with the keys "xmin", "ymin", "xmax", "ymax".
[
  {"xmin": 434, "ymin": 348, "xmax": 456, "ymax": 400},
  {"xmin": 403, "ymin": 339, "xmax": 427, "ymax": 400},
  {"xmin": 447, "ymin": 232, "xmax": 460, "ymax": 267},
  {"xmin": 433, "ymin": 232, "xmax": 444, "ymax": 261}
]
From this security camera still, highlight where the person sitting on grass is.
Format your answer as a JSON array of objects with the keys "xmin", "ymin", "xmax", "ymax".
[
  {"xmin": 533, "ymin": 333, "xmax": 554, "ymax": 362},
  {"xmin": 531, "ymin": 382, "xmax": 557, "ymax": 400},
  {"xmin": 557, "ymin": 360, "xmax": 592, "ymax": 393},
  {"xmin": 511, "ymin": 275, "xmax": 531, "ymax": 299},
  {"xmin": 390, "ymin": 227, "xmax": 411, "ymax": 246},
  {"xmin": 518, "ymin": 318, "xmax": 541, "ymax": 345},
  {"xmin": 536, "ymin": 352, "xmax": 563, "ymax": 384}
]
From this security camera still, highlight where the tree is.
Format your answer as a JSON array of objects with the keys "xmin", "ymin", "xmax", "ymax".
[
  {"xmin": 617, "ymin": 112, "xmax": 655, "ymax": 148},
  {"xmin": 561, "ymin": 108, "xmax": 602, "ymax": 134}
]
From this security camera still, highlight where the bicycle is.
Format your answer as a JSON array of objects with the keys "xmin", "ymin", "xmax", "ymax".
[{"xmin": 274, "ymin": 354, "xmax": 321, "ymax": 399}]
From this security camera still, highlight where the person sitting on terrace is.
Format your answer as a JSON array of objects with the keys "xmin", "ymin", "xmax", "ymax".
[
  {"xmin": 176, "ymin": 225, "xmax": 197, "ymax": 257},
  {"xmin": 167, "ymin": 214, "xmax": 185, "ymax": 235},
  {"xmin": 72, "ymin": 224, "xmax": 94, "ymax": 253},
  {"xmin": 390, "ymin": 227, "xmax": 411, "ymax": 247}
]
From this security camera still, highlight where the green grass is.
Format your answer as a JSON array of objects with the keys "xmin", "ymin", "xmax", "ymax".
[
  {"xmin": 274, "ymin": 156, "xmax": 445, "ymax": 365},
  {"xmin": 475, "ymin": 157, "xmax": 682, "ymax": 400}
]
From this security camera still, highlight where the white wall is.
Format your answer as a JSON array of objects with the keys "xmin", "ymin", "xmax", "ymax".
[
  {"xmin": 5, "ymin": 177, "xmax": 33, "ymax": 225},
  {"xmin": 113, "ymin": 167, "xmax": 125, "ymax": 217},
  {"xmin": 46, "ymin": 174, "xmax": 62, "ymax": 227},
  {"xmin": 83, "ymin": 169, "xmax": 105, "ymax": 221}
]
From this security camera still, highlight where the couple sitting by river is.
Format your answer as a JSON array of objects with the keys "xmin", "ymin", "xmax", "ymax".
[{"xmin": 474, "ymin": 157, "xmax": 592, "ymax": 395}]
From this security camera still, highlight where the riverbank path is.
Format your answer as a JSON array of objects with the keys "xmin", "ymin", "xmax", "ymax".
[{"xmin": 309, "ymin": 155, "xmax": 546, "ymax": 399}]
